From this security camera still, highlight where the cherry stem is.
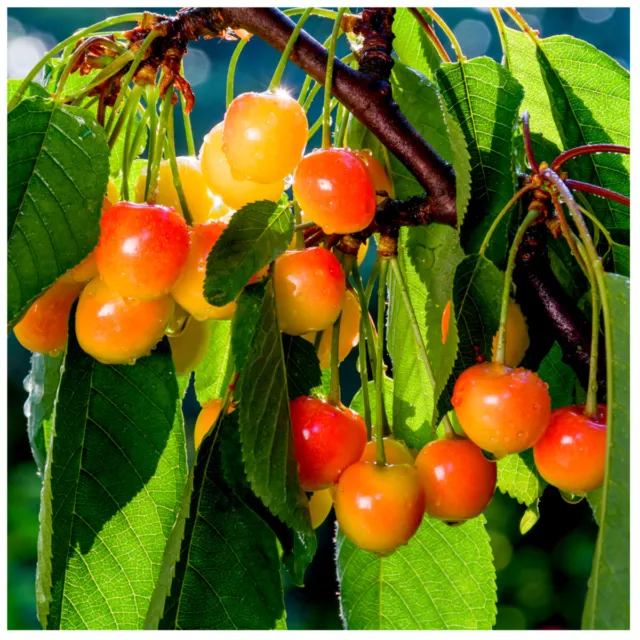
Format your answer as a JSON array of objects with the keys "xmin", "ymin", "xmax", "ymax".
[
  {"xmin": 226, "ymin": 37, "xmax": 249, "ymax": 109},
  {"xmin": 495, "ymin": 208, "xmax": 542, "ymax": 365},
  {"xmin": 423, "ymin": 8, "xmax": 465, "ymax": 61},
  {"xmin": 322, "ymin": 7, "xmax": 346, "ymax": 149},
  {"xmin": 375, "ymin": 258, "xmax": 390, "ymax": 466},
  {"xmin": 126, "ymin": 101, "xmax": 152, "ymax": 198},
  {"xmin": 549, "ymin": 193, "xmax": 589, "ymax": 278},
  {"xmin": 564, "ymin": 179, "xmax": 630, "ymax": 208},
  {"xmin": 293, "ymin": 204, "xmax": 305, "ymax": 250},
  {"xmin": 352, "ymin": 262, "xmax": 380, "ymax": 387},
  {"xmin": 7, "ymin": 12, "xmax": 144, "ymax": 112},
  {"xmin": 408, "ymin": 8, "xmax": 451, "ymax": 63},
  {"xmin": 166, "ymin": 108, "xmax": 194, "ymax": 226},
  {"xmin": 504, "ymin": 7, "xmax": 540, "ymax": 45},
  {"xmin": 521, "ymin": 111, "xmax": 540, "ymax": 174},
  {"xmin": 551, "ymin": 144, "xmax": 630, "ymax": 173},
  {"xmin": 146, "ymin": 83, "xmax": 174, "ymax": 204},
  {"xmin": 180, "ymin": 62, "xmax": 195, "ymax": 157},
  {"xmin": 308, "ymin": 98, "xmax": 338, "ymax": 140},
  {"xmin": 107, "ymin": 83, "xmax": 143, "ymax": 150},
  {"xmin": 479, "ymin": 184, "xmax": 535, "ymax": 256},
  {"xmin": 144, "ymin": 85, "xmax": 160, "ymax": 201},
  {"xmin": 269, "ymin": 6, "xmax": 314, "ymax": 92},
  {"xmin": 121, "ymin": 91, "xmax": 137, "ymax": 201},
  {"xmin": 389, "ymin": 256, "xmax": 454, "ymax": 435}
]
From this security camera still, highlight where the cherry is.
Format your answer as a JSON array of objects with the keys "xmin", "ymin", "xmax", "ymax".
[
  {"xmin": 96, "ymin": 201, "xmax": 189, "ymax": 300},
  {"xmin": 309, "ymin": 488, "xmax": 334, "ymax": 529},
  {"xmin": 491, "ymin": 300, "xmax": 530, "ymax": 368},
  {"xmin": 533, "ymin": 404, "xmax": 607, "ymax": 495},
  {"xmin": 168, "ymin": 316, "xmax": 211, "ymax": 376},
  {"xmin": 194, "ymin": 399, "xmax": 223, "ymax": 449},
  {"xmin": 14, "ymin": 280, "xmax": 83, "ymax": 355},
  {"xmin": 171, "ymin": 220, "xmax": 237, "ymax": 321},
  {"xmin": 75, "ymin": 277, "xmax": 173, "ymax": 365},
  {"xmin": 360, "ymin": 437, "xmax": 415, "ymax": 465},
  {"xmin": 303, "ymin": 289, "xmax": 360, "ymax": 368},
  {"xmin": 415, "ymin": 436, "xmax": 497, "ymax": 522},
  {"xmin": 352, "ymin": 150, "xmax": 395, "ymax": 202},
  {"xmin": 334, "ymin": 461, "xmax": 425, "ymax": 555},
  {"xmin": 136, "ymin": 157, "xmax": 229, "ymax": 224},
  {"xmin": 290, "ymin": 396, "xmax": 367, "ymax": 491},
  {"xmin": 452, "ymin": 362, "xmax": 551, "ymax": 459},
  {"xmin": 200, "ymin": 123, "xmax": 285, "ymax": 211},
  {"xmin": 223, "ymin": 90, "xmax": 308, "ymax": 183},
  {"xmin": 274, "ymin": 247, "xmax": 345, "ymax": 336},
  {"xmin": 293, "ymin": 148, "xmax": 377, "ymax": 234}
]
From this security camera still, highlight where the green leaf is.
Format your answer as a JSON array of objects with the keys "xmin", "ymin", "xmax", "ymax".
[
  {"xmin": 337, "ymin": 516, "xmax": 497, "ymax": 629},
  {"xmin": 282, "ymin": 335, "xmax": 322, "ymax": 400},
  {"xmin": 582, "ymin": 272, "xmax": 629, "ymax": 630},
  {"xmin": 388, "ymin": 225, "xmax": 464, "ymax": 446},
  {"xmin": 349, "ymin": 377, "xmax": 393, "ymax": 426},
  {"xmin": 609, "ymin": 243, "xmax": 630, "ymax": 278},
  {"xmin": 7, "ymin": 98, "xmax": 109, "ymax": 329},
  {"xmin": 37, "ymin": 326, "xmax": 187, "ymax": 630},
  {"xmin": 392, "ymin": 8, "xmax": 440, "ymax": 80},
  {"xmin": 233, "ymin": 279, "xmax": 313, "ymax": 536},
  {"xmin": 436, "ymin": 58, "xmax": 524, "ymax": 263},
  {"xmin": 23, "ymin": 351, "xmax": 63, "ymax": 474},
  {"xmin": 151, "ymin": 414, "xmax": 285, "ymax": 629},
  {"xmin": 193, "ymin": 320, "xmax": 234, "ymax": 405},
  {"xmin": 205, "ymin": 198, "xmax": 292, "ymax": 307},
  {"xmin": 538, "ymin": 342, "xmax": 578, "ymax": 409},
  {"xmin": 7, "ymin": 79, "xmax": 50, "ymax": 106}
]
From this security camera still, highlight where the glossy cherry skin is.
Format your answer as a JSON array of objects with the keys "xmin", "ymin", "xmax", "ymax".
[
  {"xmin": 534, "ymin": 404, "xmax": 607, "ymax": 495},
  {"xmin": 194, "ymin": 399, "xmax": 223, "ymax": 449},
  {"xmin": 415, "ymin": 437, "xmax": 497, "ymax": 522},
  {"xmin": 334, "ymin": 461, "xmax": 426, "ymax": 555},
  {"xmin": 136, "ymin": 156, "xmax": 229, "ymax": 224},
  {"xmin": 171, "ymin": 220, "xmax": 237, "ymax": 321},
  {"xmin": 293, "ymin": 148, "xmax": 377, "ymax": 234},
  {"xmin": 274, "ymin": 247, "xmax": 346, "ymax": 336},
  {"xmin": 14, "ymin": 280, "xmax": 84, "ymax": 355},
  {"xmin": 309, "ymin": 488, "xmax": 334, "ymax": 529},
  {"xmin": 96, "ymin": 201, "xmax": 190, "ymax": 300},
  {"xmin": 59, "ymin": 251, "xmax": 99, "ymax": 284},
  {"xmin": 200, "ymin": 123, "xmax": 285, "ymax": 211},
  {"xmin": 76, "ymin": 277, "xmax": 173, "ymax": 364},
  {"xmin": 360, "ymin": 437, "xmax": 415, "ymax": 465},
  {"xmin": 352, "ymin": 150, "xmax": 395, "ymax": 202},
  {"xmin": 168, "ymin": 317, "xmax": 211, "ymax": 376},
  {"xmin": 223, "ymin": 90, "xmax": 308, "ymax": 183},
  {"xmin": 290, "ymin": 396, "xmax": 367, "ymax": 491},
  {"xmin": 452, "ymin": 362, "xmax": 551, "ymax": 459},
  {"xmin": 492, "ymin": 300, "xmax": 530, "ymax": 368},
  {"xmin": 303, "ymin": 289, "xmax": 360, "ymax": 368}
]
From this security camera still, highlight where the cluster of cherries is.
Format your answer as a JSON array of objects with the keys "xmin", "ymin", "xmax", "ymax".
[{"xmin": 13, "ymin": 88, "xmax": 607, "ymax": 558}]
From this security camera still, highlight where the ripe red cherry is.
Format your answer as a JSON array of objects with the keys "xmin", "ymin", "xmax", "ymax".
[
  {"xmin": 96, "ymin": 202, "xmax": 190, "ymax": 300},
  {"xmin": 415, "ymin": 437, "xmax": 497, "ymax": 523},
  {"xmin": 290, "ymin": 396, "xmax": 367, "ymax": 491},
  {"xmin": 274, "ymin": 247, "xmax": 346, "ymax": 336},
  {"xmin": 14, "ymin": 279, "xmax": 83, "ymax": 355},
  {"xmin": 223, "ymin": 90, "xmax": 308, "ymax": 183},
  {"xmin": 352, "ymin": 150, "xmax": 395, "ymax": 202},
  {"xmin": 334, "ymin": 461, "xmax": 425, "ymax": 555},
  {"xmin": 293, "ymin": 148, "xmax": 377, "ymax": 234},
  {"xmin": 534, "ymin": 404, "xmax": 607, "ymax": 495},
  {"xmin": 452, "ymin": 362, "xmax": 551, "ymax": 459}
]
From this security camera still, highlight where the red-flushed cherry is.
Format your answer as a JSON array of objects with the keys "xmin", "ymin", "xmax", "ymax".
[
  {"xmin": 274, "ymin": 247, "xmax": 346, "ymax": 336},
  {"xmin": 352, "ymin": 150, "xmax": 395, "ymax": 202},
  {"xmin": 533, "ymin": 404, "xmax": 607, "ymax": 495},
  {"xmin": 14, "ymin": 280, "xmax": 84, "ymax": 355},
  {"xmin": 290, "ymin": 396, "xmax": 367, "ymax": 491},
  {"xmin": 59, "ymin": 251, "xmax": 99, "ymax": 284},
  {"xmin": 334, "ymin": 461, "xmax": 425, "ymax": 555},
  {"xmin": 168, "ymin": 316, "xmax": 211, "ymax": 376},
  {"xmin": 452, "ymin": 362, "xmax": 551, "ymax": 459},
  {"xmin": 223, "ymin": 90, "xmax": 308, "ymax": 183},
  {"xmin": 360, "ymin": 437, "xmax": 415, "ymax": 465},
  {"xmin": 171, "ymin": 220, "xmax": 237, "ymax": 321},
  {"xmin": 491, "ymin": 300, "xmax": 530, "ymax": 368},
  {"xmin": 96, "ymin": 201, "xmax": 190, "ymax": 300},
  {"xmin": 293, "ymin": 148, "xmax": 377, "ymax": 234},
  {"xmin": 415, "ymin": 436, "xmax": 497, "ymax": 522},
  {"xmin": 309, "ymin": 488, "xmax": 334, "ymax": 529},
  {"xmin": 75, "ymin": 277, "xmax": 173, "ymax": 364}
]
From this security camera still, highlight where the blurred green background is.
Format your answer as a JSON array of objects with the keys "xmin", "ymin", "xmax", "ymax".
[{"xmin": 7, "ymin": 6, "xmax": 629, "ymax": 631}]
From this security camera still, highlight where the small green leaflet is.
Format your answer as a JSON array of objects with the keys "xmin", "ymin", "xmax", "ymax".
[
  {"xmin": 204, "ymin": 198, "xmax": 293, "ymax": 307},
  {"xmin": 37, "ymin": 327, "xmax": 187, "ymax": 630},
  {"xmin": 436, "ymin": 58, "xmax": 524, "ymax": 263},
  {"xmin": 392, "ymin": 8, "xmax": 441, "ymax": 80},
  {"xmin": 23, "ymin": 351, "xmax": 63, "ymax": 474},
  {"xmin": 337, "ymin": 516, "xmax": 497, "ymax": 629},
  {"xmin": 193, "ymin": 320, "xmax": 234, "ymax": 404},
  {"xmin": 538, "ymin": 342, "xmax": 578, "ymax": 410},
  {"xmin": 7, "ymin": 98, "xmax": 109, "ymax": 329},
  {"xmin": 582, "ymin": 273, "xmax": 629, "ymax": 630}
]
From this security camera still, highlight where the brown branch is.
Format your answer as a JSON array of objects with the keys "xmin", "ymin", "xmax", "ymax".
[{"xmin": 352, "ymin": 8, "xmax": 396, "ymax": 81}]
